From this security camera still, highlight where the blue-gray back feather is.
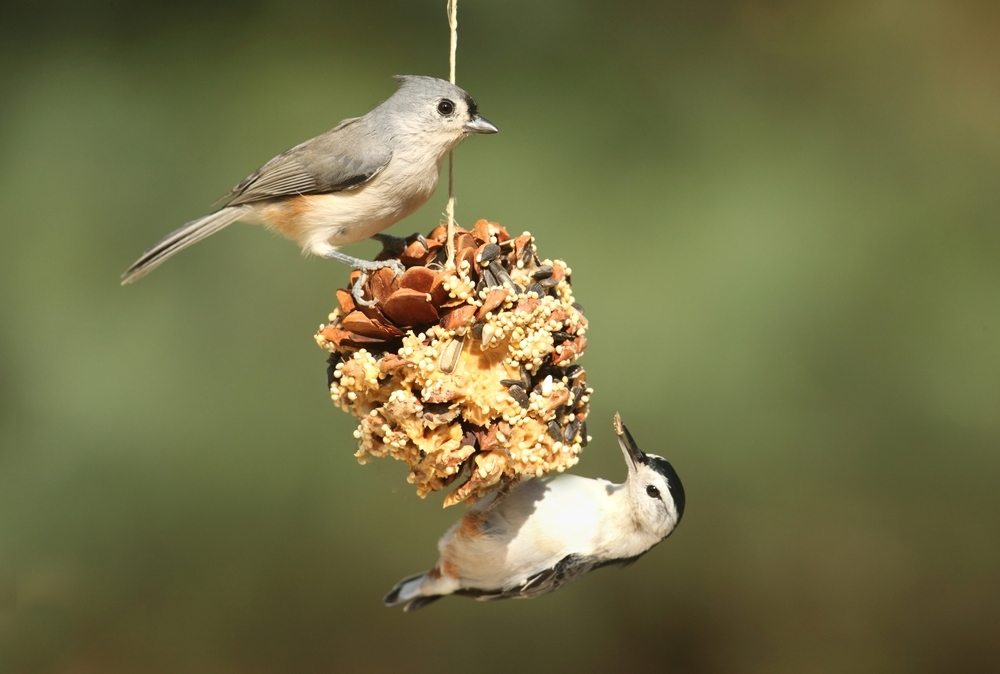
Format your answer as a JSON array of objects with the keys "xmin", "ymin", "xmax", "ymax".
[{"xmin": 224, "ymin": 117, "xmax": 392, "ymax": 206}]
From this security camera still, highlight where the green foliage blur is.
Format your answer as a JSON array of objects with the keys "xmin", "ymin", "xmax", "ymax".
[{"xmin": 2, "ymin": 1, "xmax": 999, "ymax": 672}]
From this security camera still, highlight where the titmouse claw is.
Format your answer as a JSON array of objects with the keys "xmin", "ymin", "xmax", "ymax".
[
  {"xmin": 343, "ymin": 257, "xmax": 405, "ymax": 307},
  {"xmin": 352, "ymin": 273, "xmax": 375, "ymax": 306}
]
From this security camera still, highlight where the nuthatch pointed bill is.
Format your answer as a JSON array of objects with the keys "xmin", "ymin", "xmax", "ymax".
[
  {"xmin": 121, "ymin": 75, "xmax": 498, "ymax": 302},
  {"xmin": 384, "ymin": 414, "xmax": 686, "ymax": 611}
]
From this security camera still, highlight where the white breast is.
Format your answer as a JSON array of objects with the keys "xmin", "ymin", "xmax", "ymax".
[
  {"xmin": 299, "ymin": 157, "xmax": 438, "ymax": 255},
  {"xmin": 441, "ymin": 476, "xmax": 613, "ymax": 589},
  {"xmin": 251, "ymin": 152, "xmax": 444, "ymax": 257}
]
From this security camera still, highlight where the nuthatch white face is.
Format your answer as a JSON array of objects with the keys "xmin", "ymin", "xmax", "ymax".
[
  {"xmin": 384, "ymin": 414, "xmax": 685, "ymax": 611},
  {"xmin": 121, "ymin": 75, "xmax": 497, "ymax": 301}
]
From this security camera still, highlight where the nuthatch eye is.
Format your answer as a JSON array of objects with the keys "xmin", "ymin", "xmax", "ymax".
[{"xmin": 384, "ymin": 414, "xmax": 685, "ymax": 611}]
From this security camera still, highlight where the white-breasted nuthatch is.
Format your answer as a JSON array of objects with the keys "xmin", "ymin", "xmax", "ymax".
[
  {"xmin": 121, "ymin": 75, "xmax": 498, "ymax": 300},
  {"xmin": 384, "ymin": 414, "xmax": 686, "ymax": 611}
]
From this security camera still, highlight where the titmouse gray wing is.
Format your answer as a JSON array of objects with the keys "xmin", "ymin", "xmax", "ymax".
[{"xmin": 223, "ymin": 117, "xmax": 392, "ymax": 207}]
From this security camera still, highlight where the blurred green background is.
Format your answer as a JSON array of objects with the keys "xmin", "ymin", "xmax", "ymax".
[{"xmin": 2, "ymin": 1, "xmax": 999, "ymax": 672}]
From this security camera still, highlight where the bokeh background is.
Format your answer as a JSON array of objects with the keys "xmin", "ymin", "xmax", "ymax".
[{"xmin": 3, "ymin": 1, "xmax": 999, "ymax": 672}]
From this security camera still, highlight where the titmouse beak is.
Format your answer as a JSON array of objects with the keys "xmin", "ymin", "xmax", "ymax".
[
  {"xmin": 464, "ymin": 114, "xmax": 499, "ymax": 134},
  {"xmin": 614, "ymin": 413, "xmax": 646, "ymax": 475}
]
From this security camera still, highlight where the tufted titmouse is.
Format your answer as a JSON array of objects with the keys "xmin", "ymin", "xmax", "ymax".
[
  {"xmin": 384, "ymin": 415, "xmax": 686, "ymax": 611},
  {"xmin": 121, "ymin": 75, "xmax": 497, "ymax": 288}
]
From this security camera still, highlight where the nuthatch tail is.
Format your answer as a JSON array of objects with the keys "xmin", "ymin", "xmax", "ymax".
[
  {"xmin": 384, "ymin": 414, "xmax": 685, "ymax": 611},
  {"xmin": 121, "ymin": 75, "xmax": 497, "ymax": 303}
]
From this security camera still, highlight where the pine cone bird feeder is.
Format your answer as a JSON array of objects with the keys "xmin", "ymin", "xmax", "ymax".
[{"xmin": 315, "ymin": 220, "xmax": 591, "ymax": 506}]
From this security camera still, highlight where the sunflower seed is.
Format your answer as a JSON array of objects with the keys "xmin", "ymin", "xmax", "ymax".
[
  {"xmin": 438, "ymin": 337, "xmax": 464, "ymax": 374},
  {"xmin": 519, "ymin": 366, "xmax": 531, "ymax": 388},
  {"xmin": 540, "ymin": 374, "xmax": 554, "ymax": 396},
  {"xmin": 481, "ymin": 323, "xmax": 497, "ymax": 346},
  {"xmin": 531, "ymin": 265, "xmax": 553, "ymax": 280},
  {"xmin": 520, "ymin": 242, "xmax": 535, "ymax": 266},
  {"xmin": 547, "ymin": 421, "xmax": 562, "ymax": 440},
  {"xmin": 508, "ymin": 384, "xmax": 529, "ymax": 408},
  {"xmin": 531, "ymin": 365, "xmax": 556, "ymax": 389},
  {"xmin": 564, "ymin": 419, "xmax": 581, "ymax": 443},
  {"xmin": 470, "ymin": 321, "xmax": 486, "ymax": 341},
  {"xmin": 488, "ymin": 260, "xmax": 515, "ymax": 289},
  {"xmin": 478, "ymin": 242, "xmax": 501, "ymax": 265}
]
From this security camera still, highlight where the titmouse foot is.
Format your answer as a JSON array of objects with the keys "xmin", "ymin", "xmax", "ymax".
[
  {"xmin": 373, "ymin": 233, "xmax": 429, "ymax": 256},
  {"xmin": 322, "ymin": 249, "xmax": 404, "ymax": 307},
  {"xmin": 351, "ymin": 260, "xmax": 406, "ymax": 307}
]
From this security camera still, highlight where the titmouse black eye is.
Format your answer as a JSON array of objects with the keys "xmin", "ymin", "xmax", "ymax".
[
  {"xmin": 646, "ymin": 485, "xmax": 661, "ymax": 499},
  {"xmin": 437, "ymin": 99, "xmax": 455, "ymax": 116}
]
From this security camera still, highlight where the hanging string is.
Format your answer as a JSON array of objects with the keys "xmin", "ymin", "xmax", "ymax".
[{"xmin": 445, "ymin": 0, "xmax": 458, "ymax": 268}]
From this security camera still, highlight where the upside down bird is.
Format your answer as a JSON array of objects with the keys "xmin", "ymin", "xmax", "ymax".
[
  {"xmin": 385, "ymin": 414, "xmax": 685, "ymax": 611},
  {"xmin": 121, "ymin": 75, "xmax": 497, "ymax": 297}
]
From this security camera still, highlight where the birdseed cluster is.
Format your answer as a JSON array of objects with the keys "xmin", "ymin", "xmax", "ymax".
[{"xmin": 315, "ymin": 220, "xmax": 592, "ymax": 506}]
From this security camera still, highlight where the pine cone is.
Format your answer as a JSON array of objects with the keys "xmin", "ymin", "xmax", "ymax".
[{"xmin": 315, "ymin": 220, "xmax": 591, "ymax": 506}]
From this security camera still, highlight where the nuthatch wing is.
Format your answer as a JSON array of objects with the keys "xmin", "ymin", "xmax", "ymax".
[
  {"xmin": 384, "ymin": 414, "xmax": 685, "ymax": 611},
  {"xmin": 121, "ymin": 75, "xmax": 497, "ymax": 301}
]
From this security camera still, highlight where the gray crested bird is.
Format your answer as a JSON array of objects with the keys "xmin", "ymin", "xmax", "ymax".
[
  {"xmin": 384, "ymin": 414, "xmax": 686, "ymax": 611},
  {"xmin": 121, "ymin": 75, "xmax": 498, "ymax": 299}
]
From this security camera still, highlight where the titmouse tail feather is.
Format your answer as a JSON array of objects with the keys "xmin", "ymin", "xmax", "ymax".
[
  {"xmin": 384, "ymin": 573, "xmax": 442, "ymax": 611},
  {"xmin": 120, "ymin": 206, "xmax": 249, "ymax": 284},
  {"xmin": 403, "ymin": 595, "xmax": 443, "ymax": 612}
]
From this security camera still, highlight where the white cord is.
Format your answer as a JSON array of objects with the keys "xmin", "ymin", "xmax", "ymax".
[{"xmin": 445, "ymin": 0, "xmax": 458, "ymax": 267}]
